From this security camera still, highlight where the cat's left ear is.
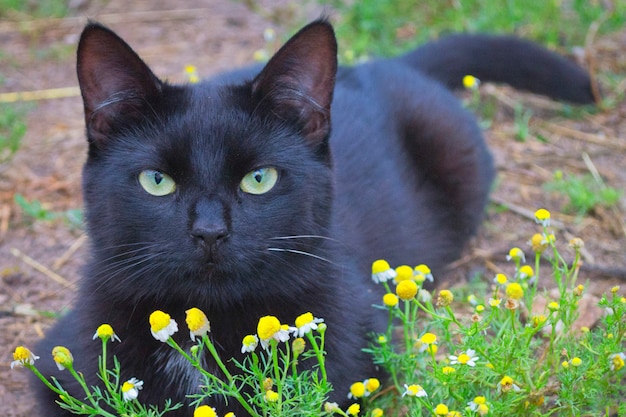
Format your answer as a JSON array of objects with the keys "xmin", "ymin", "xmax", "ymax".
[{"xmin": 251, "ymin": 20, "xmax": 338, "ymax": 147}]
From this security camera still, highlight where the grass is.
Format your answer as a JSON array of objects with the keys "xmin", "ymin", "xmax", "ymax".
[
  {"xmin": 316, "ymin": 0, "xmax": 625, "ymax": 60},
  {"xmin": 0, "ymin": 103, "xmax": 27, "ymax": 164},
  {"xmin": 0, "ymin": 0, "xmax": 69, "ymax": 18}
]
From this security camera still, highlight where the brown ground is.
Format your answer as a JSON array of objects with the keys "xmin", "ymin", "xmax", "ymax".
[{"xmin": 0, "ymin": 1, "xmax": 624, "ymax": 416}]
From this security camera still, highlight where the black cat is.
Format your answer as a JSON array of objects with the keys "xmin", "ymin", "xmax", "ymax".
[{"xmin": 33, "ymin": 19, "xmax": 594, "ymax": 416}]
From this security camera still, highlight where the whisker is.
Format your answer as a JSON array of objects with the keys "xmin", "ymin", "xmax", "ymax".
[
  {"xmin": 269, "ymin": 235, "xmax": 338, "ymax": 242},
  {"xmin": 267, "ymin": 247, "xmax": 335, "ymax": 265}
]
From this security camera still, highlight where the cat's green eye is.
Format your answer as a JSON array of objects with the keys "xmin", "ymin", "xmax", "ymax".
[
  {"xmin": 138, "ymin": 170, "xmax": 177, "ymax": 196},
  {"xmin": 240, "ymin": 167, "xmax": 278, "ymax": 195}
]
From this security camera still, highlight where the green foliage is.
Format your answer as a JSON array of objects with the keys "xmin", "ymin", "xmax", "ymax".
[
  {"xmin": 0, "ymin": 0, "xmax": 69, "ymax": 18},
  {"xmin": 544, "ymin": 171, "xmax": 622, "ymax": 216},
  {"xmin": 365, "ymin": 212, "xmax": 626, "ymax": 416},
  {"xmin": 317, "ymin": 0, "xmax": 625, "ymax": 60},
  {"xmin": 14, "ymin": 193, "xmax": 83, "ymax": 228},
  {"xmin": 0, "ymin": 103, "xmax": 27, "ymax": 163}
]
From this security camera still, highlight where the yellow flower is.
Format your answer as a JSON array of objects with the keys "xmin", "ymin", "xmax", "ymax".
[
  {"xmin": 402, "ymin": 384, "xmax": 427, "ymax": 397},
  {"xmin": 518, "ymin": 265, "xmax": 534, "ymax": 280},
  {"xmin": 414, "ymin": 264, "xmax": 433, "ymax": 283},
  {"xmin": 241, "ymin": 334, "xmax": 259, "ymax": 353},
  {"xmin": 494, "ymin": 273, "xmax": 507, "ymax": 285},
  {"xmin": 264, "ymin": 389, "xmax": 279, "ymax": 403},
  {"xmin": 420, "ymin": 332, "xmax": 437, "ymax": 345},
  {"xmin": 476, "ymin": 304, "xmax": 485, "ymax": 313},
  {"xmin": 365, "ymin": 378, "xmax": 381, "ymax": 393},
  {"xmin": 441, "ymin": 366, "xmax": 456, "ymax": 375},
  {"xmin": 11, "ymin": 346, "xmax": 39, "ymax": 369},
  {"xmin": 548, "ymin": 301, "xmax": 560, "ymax": 312},
  {"xmin": 347, "ymin": 403, "xmax": 360, "ymax": 416},
  {"xmin": 293, "ymin": 312, "xmax": 324, "ymax": 337},
  {"xmin": 468, "ymin": 396, "xmax": 489, "ymax": 415},
  {"xmin": 383, "ymin": 293, "xmax": 399, "ymax": 307},
  {"xmin": 149, "ymin": 310, "xmax": 178, "ymax": 342},
  {"xmin": 489, "ymin": 298, "xmax": 502, "ymax": 308},
  {"xmin": 52, "ymin": 346, "xmax": 73, "ymax": 371},
  {"xmin": 530, "ymin": 233, "xmax": 548, "ymax": 253},
  {"xmin": 436, "ymin": 289, "xmax": 454, "ymax": 307},
  {"xmin": 571, "ymin": 357, "xmax": 582, "ymax": 367},
  {"xmin": 434, "ymin": 403, "xmax": 449, "ymax": 415},
  {"xmin": 611, "ymin": 285, "xmax": 620, "ymax": 294},
  {"xmin": 573, "ymin": 284, "xmax": 585, "ymax": 296},
  {"xmin": 92, "ymin": 324, "xmax": 121, "ymax": 343},
  {"xmin": 371, "ymin": 408, "xmax": 384, "ymax": 417},
  {"xmin": 396, "ymin": 280, "xmax": 418, "ymax": 301},
  {"xmin": 506, "ymin": 247, "xmax": 525, "ymax": 263},
  {"xmin": 349, "ymin": 381, "xmax": 366, "ymax": 399},
  {"xmin": 561, "ymin": 361, "xmax": 569, "ymax": 369},
  {"xmin": 462, "ymin": 75, "xmax": 480, "ymax": 89},
  {"xmin": 224, "ymin": 413, "xmax": 236, "ymax": 417},
  {"xmin": 531, "ymin": 315, "xmax": 547, "ymax": 328},
  {"xmin": 121, "ymin": 377, "xmax": 143, "ymax": 401},
  {"xmin": 506, "ymin": 282, "xmax": 524, "ymax": 300},
  {"xmin": 184, "ymin": 65, "xmax": 200, "ymax": 84},
  {"xmin": 498, "ymin": 375, "xmax": 520, "ymax": 392},
  {"xmin": 395, "ymin": 265, "xmax": 414, "ymax": 282},
  {"xmin": 186, "ymin": 308, "xmax": 211, "ymax": 342},
  {"xmin": 534, "ymin": 208, "xmax": 551, "ymax": 227},
  {"xmin": 449, "ymin": 349, "xmax": 479, "ymax": 367},
  {"xmin": 610, "ymin": 353, "xmax": 625, "ymax": 371},
  {"xmin": 257, "ymin": 315, "xmax": 290, "ymax": 349},
  {"xmin": 292, "ymin": 337, "xmax": 306, "ymax": 355},
  {"xmin": 372, "ymin": 259, "xmax": 396, "ymax": 283}
]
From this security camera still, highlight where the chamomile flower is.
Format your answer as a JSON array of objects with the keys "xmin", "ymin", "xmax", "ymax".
[
  {"xmin": 505, "ymin": 282, "xmax": 524, "ymax": 300},
  {"xmin": 347, "ymin": 403, "xmax": 361, "ymax": 416},
  {"xmin": 371, "ymin": 408, "xmax": 384, "ymax": 417},
  {"xmin": 395, "ymin": 265, "xmax": 414, "ymax": 283},
  {"xmin": 194, "ymin": 405, "xmax": 218, "ymax": 417},
  {"xmin": 571, "ymin": 357, "xmax": 583, "ymax": 367},
  {"xmin": 449, "ymin": 349, "xmax": 479, "ymax": 367},
  {"xmin": 494, "ymin": 273, "xmax": 508, "ymax": 285},
  {"xmin": 610, "ymin": 352, "xmax": 625, "ymax": 371},
  {"xmin": 257, "ymin": 315, "xmax": 290, "ymax": 349},
  {"xmin": 498, "ymin": 375, "xmax": 521, "ymax": 393},
  {"xmin": 518, "ymin": 265, "xmax": 534, "ymax": 280},
  {"xmin": 184, "ymin": 65, "xmax": 200, "ymax": 84},
  {"xmin": 489, "ymin": 298, "xmax": 502, "ymax": 308},
  {"xmin": 506, "ymin": 247, "xmax": 525, "ymax": 263},
  {"xmin": 52, "ymin": 346, "xmax": 73, "ymax": 371},
  {"xmin": 364, "ymin": 378, "xmax": 381, "ymax": 394},
  {"xmin": 534, "ymin": 208, "xmax": 551, "ymax": 227},
  {"xmin": 383, "ymin": 293, "xmax": 399, "ymax": 307},
  {"xmin": 468, "ymin": 396, "xmax": 489, "ymax": 416},
  {"xmin": 186, "ymin": 308, "xmax": 211, "ymax": 341},
  {"xmin": 241, "ymin": 334, "xmax": 259, "ymax": 353},
  {"xmin": 436, "ymin": 289, "xmax": 454, "ymax": 307},
  {"xmin": 396, "ymin": 279, "xmax": 418, "ymax": 300},
  {"xmin": 348, "ymin": 381, "xmax": 366, "ymax": 399},
  {"xmin": 434, "ymin": 403, "xmax": 449, "ymax": 416},
  {"xmin": 414, "ymin": 264, "xmax": 433, "ymax": 283},
  {"xmin": 121, "ymin": 377, "xmax": 143, "ymax": 401},
  {"xmin": 92, "ymin": 324, "xmax": 121, "ymax": 343},
  {"xmin": 418, "ymin": 289, "xmax": 432, "ymax": 303},
  {"xmin": 264, "ymin": 389, "xmax": 279, "ymax": 403},
  {"xmin": 293, "ymin": 312, "xmax": 324, "ymax": 337},
  {"xmin": 11, "ymin": 346, "xmax": 39, "ymax": 369},
  {"xmin": 371, "ymin": 259, "xmax": 396, "ymax": 283},
  {"xmin": 463, "ymin": 75, "xmax": 480, "ymax": 89},
  {"xmin": 402, "ymin": 384, "xmax": 427, "ymax": 397},
  {"xmin": 149, "ymin": 310, "xmax": 178, "ymax": 342}
]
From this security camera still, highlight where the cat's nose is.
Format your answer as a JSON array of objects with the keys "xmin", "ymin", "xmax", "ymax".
[{"xmin": 191, "ymin": 225, "xmax": 229, "ymax": 248}]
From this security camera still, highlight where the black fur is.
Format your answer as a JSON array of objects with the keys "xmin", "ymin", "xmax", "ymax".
[{"xmin": 33, "ymin": 19, "xmax": 594, "ymax": 416}]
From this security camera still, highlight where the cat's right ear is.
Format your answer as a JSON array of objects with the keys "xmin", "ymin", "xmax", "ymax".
[{"xmin": 77, "ymin": 22, "xmax": 162, "ymax": 147}]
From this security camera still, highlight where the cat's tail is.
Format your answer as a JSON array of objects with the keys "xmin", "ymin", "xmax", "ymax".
[{"xmin": 401, "ymin": 34, "xmax": 596, "ymax": 104}]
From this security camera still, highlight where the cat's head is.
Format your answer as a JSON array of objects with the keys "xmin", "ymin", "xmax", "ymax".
[{"xmin": 76, "ymin": 21, "xmax": 339, "ymax": 309}]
